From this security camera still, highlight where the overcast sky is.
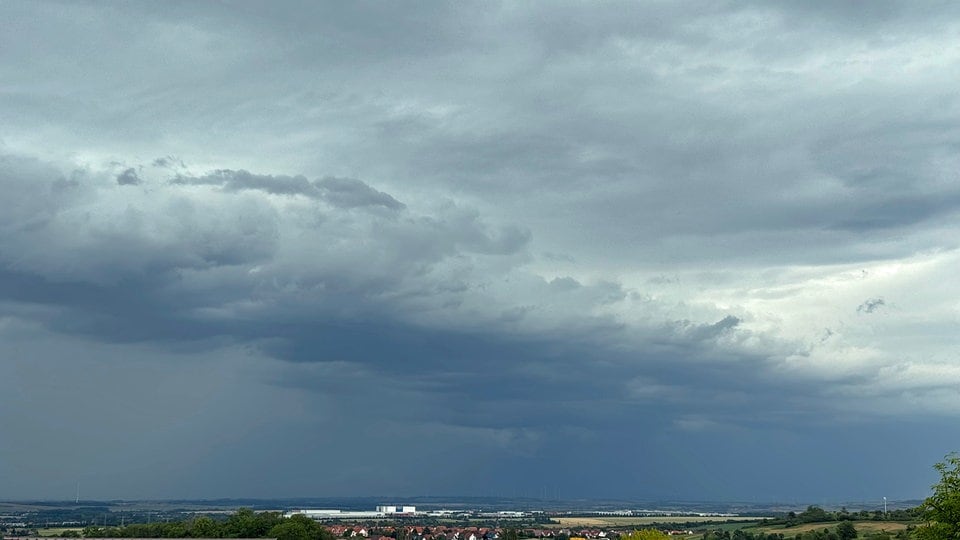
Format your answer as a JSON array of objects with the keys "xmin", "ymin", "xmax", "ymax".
[{"xmin": 2, "ymin": 1, "xmax": 960, "ymax": 504}]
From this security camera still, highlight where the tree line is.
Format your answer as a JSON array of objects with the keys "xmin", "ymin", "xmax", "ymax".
[
  {"xmin": 766, "ymin": 506, "xmax": 920, "ymax": 528},
  {"xmin": 79, "ymin": 509, "xmax": 333, "ymax": 540}
]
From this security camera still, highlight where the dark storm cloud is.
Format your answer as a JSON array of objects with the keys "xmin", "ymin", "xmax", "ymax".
[
  {"xmin": 172, "ymin": 170, "xmax": 405, "ymax": 210},
  {"xmin": 116, "ymin": 167, "xmax": 140, "ymax": 185},
  {"xmin": 674, "ymin": 315, "xmax": 742, "ymax": 342},
  {"xmin": 262, "ymin": 312, "xmax": 784, "ymax": 435},
  {"xmin": 172, "ymin": 170, "xmax": 315, "ymax": 196},
  {"xmin": 0, "ymin": 156, "xmax": 808, "ymax": 469},
  {"xmin": 2, "ymin": 144, "xmax": 950, "ymax": 501},
  {"xmin": 316, "ymin": 176, "xmax": 405, "ymax": 210},
  {"xmin": 0, "ymin": 156, "xmax": 536, "ymax": 349},
  {"xmin": 3, "ymin": 0, "xmax": 960, "ymax": 501},
  {"xmin": 0, "ymin": 152, "xmax": 790, "ymax": 437},
  {"xmin": 831, "ymin": 193, "xmax": 960, "ymax": 232}
]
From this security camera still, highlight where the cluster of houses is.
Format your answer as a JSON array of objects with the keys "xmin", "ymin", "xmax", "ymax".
[{"xmin": 323, "ymin": 525, "xmax": 690, "ymax": 540}]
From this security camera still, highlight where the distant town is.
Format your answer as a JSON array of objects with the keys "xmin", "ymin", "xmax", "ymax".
[
  {"xmin": 281, "ymin": 506, "xmax": 740, "ymax": 520},
  {"xmin": 0, "ymin": 497, "xmax": 918, "ymax": 540}
]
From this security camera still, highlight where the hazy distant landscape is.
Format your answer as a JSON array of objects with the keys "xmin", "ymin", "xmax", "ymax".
[
  {"xmin": 3, "ymin": 453, "xmax": 956, "ymax": 540},
  {"xmin": 0, "ymin": 496, "xmax": 922, "ymax": 532}
]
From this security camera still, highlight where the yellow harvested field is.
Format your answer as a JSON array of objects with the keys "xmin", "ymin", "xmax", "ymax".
[
  {"xmin": 551, "ymin": 517, "xmax": 765, "ymax": 527},
  {"xmin": 36, "ymin": 528, "xmax": 84, "ymax": 536}
]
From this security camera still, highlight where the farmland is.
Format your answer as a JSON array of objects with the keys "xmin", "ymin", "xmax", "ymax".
[
  {"xmin": 751, "ymin": 521, "xmax": 911, "ymax": 536},
  {"xmin": 36, "ymin": 528, "xmax": 84, "ymax": 537}
]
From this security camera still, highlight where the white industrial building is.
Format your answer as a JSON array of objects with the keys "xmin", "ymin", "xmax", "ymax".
[
  {"xmin": 376, "ymin": 506, "xmax": 416, "ymax": 514},
  {"xmin": 285, "ymin": 506, "xmax": 417, "ymax": 520}
]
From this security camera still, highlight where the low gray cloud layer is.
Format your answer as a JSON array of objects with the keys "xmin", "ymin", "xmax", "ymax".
[
  {"xmin": 2, "ymin": 1, "xmax": 960, "ymax": 501},
  {"xmin": 171, "ymin": 170, "xmax": 406, "ymax": 210}
]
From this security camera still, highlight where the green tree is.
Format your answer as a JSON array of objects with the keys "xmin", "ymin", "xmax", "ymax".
[
  {"xmin": 836, "ymin": 522, "xmax": 857, "ymax": 540},
  {"xmin": 620, "ymin": 530, "xmax": 670, "ymax": 540},
  {"xmin": 164, "ymin": 522, "xmax": 188, "ymax": 538},
  {"xmin": 799, "ymin": 507, "xmax": 831, "ymax": 524},
  {"xmin": 918, "ymin": 453, "xmax": 960, "ymax": 540},
  {"xmin": 226, "ymin": 508, "xmax": 259, "ymax": 538},
  {"xmin": 190, "ymin": 516, "xmax": 222, "ymax": 538},
  {"xmin": 267, "ymin": 515, "xmax": 334, "ymax": 540}
]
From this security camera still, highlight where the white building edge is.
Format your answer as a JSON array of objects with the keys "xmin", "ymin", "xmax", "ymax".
[{"xmin": 284, "ymin": 506, "xmax": 417, "ymax": 520}]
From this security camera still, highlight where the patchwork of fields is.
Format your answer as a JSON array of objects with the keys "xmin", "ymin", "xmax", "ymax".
[{"xmin": 753, "ymin": 522, "xmax": 910, "ymax": 535}]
